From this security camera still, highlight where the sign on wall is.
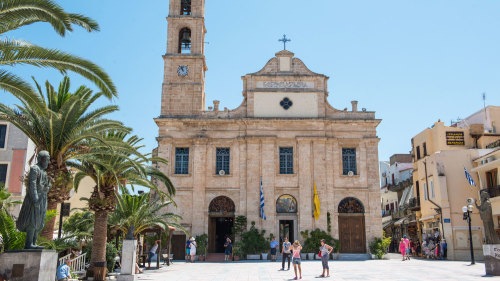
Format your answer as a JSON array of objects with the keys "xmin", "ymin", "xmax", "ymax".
[{"xmin": 446, "ymin": 131, "xmax": 465, "ymax": 145}]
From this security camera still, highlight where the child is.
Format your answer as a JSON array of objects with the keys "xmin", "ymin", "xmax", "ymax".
[{"xmin": 291, "ymin": 240, "xmax": 302, "ymax": 280}]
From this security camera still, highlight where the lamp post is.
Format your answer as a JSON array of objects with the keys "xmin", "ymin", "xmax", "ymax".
[{"xmin": 462, "ymin": 200, "xmax": 475, "ymax": 265}]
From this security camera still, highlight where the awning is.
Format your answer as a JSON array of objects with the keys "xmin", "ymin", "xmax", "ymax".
[
  {"xmin": 383, "ymin": 220, "xmax": 395, "ymax": 229},
  {"xmin": 395, "ymin": 217, "xmax": 408, "ymax": 226},
  {"xmin": 419, "ymin": 215, "xmax": 437, "ymax": 222}
]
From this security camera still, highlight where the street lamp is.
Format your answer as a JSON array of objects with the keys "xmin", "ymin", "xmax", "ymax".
[{"xmin": 462, "ymin": 198, "xmax": 475, "ymax": 265}]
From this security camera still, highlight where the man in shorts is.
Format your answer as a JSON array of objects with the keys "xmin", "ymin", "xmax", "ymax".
[
  {"xmin": 185, "ymin": 239, "xmax": 192, "ymax": 262},
  {"xmin": 270, "ymin": 237, "xmax": 279, "ymax": 261}
]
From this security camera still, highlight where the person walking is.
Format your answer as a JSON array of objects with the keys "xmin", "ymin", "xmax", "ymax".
[
  {"xmin": 147, "ymin": 240, "xmax": 161, "ymax": 268},
  {"xmin": 56, "ymin": 259, "xmax": 71, "ymax": 281},
  {"xmin": 189, "ymin": 237, "xmax": 197, "ymax": 262},
  {"xmin": 281, "ymin": 237, "xmax": 291, "ymax": 270},
  {"xmin": 399, "ymin": 238, "xmax": 406, "ymax": 261},
  {"xmin": 291, "ymin": 240, "xmax": 302, "ymax": 280},
  {"xmin": 185, "ymin": 238, "xmax": 192, "ymax": 262},
  {"xmin": 224, "ymin": 237, "xmax": 232, "ymax": 261},
  {"xmin": 403, "ymin": 235, "xmax": 410, "ymax": 260},
  {"xmin": 318, "ymin": 239, "xmax": 333, "ymax": 278},
  {"xmin": 270, "ymin": 237, "xmax": 279, "ymax": 261}
]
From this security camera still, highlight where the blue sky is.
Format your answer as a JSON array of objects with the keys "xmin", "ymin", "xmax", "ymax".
[{"xmin": 2, "ymin": 0, "xmax": 500, "ymax": 163}]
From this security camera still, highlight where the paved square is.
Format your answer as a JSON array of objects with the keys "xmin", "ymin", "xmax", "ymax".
[{"xmin": 137, "ymin": 259, "xmax": 494, "ymax": 281}]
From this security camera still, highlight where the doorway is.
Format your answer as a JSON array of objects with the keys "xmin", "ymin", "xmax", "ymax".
[
  {"xmin": 338, "ymin": 197, "xmax": 366, "ymax": 253},
  {"xmin": 279, "ymin": 220, "xmax": 294, "ymax": 251},
  {"xmin": 171, "ymin": 234, "xmax": 186, "ymax": 260},
  {"xmin": 208, "ymin": 217, "xmax": 234, "ymax": 253}
]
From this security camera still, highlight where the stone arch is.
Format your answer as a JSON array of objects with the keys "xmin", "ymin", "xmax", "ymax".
[
  {"xmin": 178, "ymin": 27, "xmax": 191, "ymax": 53},
  {"xmin": 276, "ymin": 194, "xmax": 298, "ymax": 213},
  {"xmin": 208, "ymin": 196, "xmax": 235, "ymax": 215},
  {"xmin": 338, "ymin": 197, "xmax": 365, "ymax": 213}
]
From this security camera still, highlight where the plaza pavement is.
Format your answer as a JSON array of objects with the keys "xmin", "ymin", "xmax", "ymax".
[{"xmin": 136, "ymin": 258, "xmax": 495, "ymax": 281}]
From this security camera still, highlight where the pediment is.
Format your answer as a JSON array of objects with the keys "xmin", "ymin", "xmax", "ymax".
[{"xmin": 248, "ymin": 50, "xmax": 326, "ymax": 77}]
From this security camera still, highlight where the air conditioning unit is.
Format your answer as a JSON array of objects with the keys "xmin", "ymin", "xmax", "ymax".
[{"xmin": 218, "ymin": 169, "xmax": 225, "ymax": 176}]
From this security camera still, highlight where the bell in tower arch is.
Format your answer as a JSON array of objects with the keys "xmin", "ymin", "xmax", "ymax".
[
  {"xmin": 178, "ymin": 28, "xmax": 191, "ymax": 53},
  {"xmin": 181, "ymin": 0, "xmax": 191, "ymax": 15}
]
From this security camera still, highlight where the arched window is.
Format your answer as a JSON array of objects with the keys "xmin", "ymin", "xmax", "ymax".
[
  {"xmin": 276, "ymin": 194, "xmax": 298, "ymax": 213},
  {"xmin": 181, "ymin": 0, "xmax": 191, "ymax": 15},
  {"xmin": 338, "ymin": 197, "xmax": 364, "ymax": 213},
  {"xmin": 178, "ymin": 28, "xmax": 191, "ymax": 54},
  {"xmin": 209, "ymin": 196, "xmax": 235, "ymax": 214}
]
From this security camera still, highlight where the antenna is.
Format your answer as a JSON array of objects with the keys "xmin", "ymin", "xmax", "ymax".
[{"xmin": 483, "ymin": 92, "xmax": 486, "ymax": 109}]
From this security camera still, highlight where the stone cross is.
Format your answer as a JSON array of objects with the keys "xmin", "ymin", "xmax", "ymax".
[{"xmin": 279, "ymin": 34, "xmax": 291, "ymax": 50}]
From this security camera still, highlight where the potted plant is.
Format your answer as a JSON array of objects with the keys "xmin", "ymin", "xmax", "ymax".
[
  {"xmin": 369, "ymin": 232, "xmax": 391, "ymax": 259},
  {"xmin": 262, "ymin": 233, "xmax": 275, "ymax": 260},
  {"xmin": 299, "ymin": 230, "xmax": 309, "ymax": 259},
  {"xmin": 241, "ymin": 221, "xmax": 267, "ymax": 260},
  {"xmin": 232, "ymin": 241, "xmax": 244, "ymax": 261},
  {"xmin": 195, "ymin": 234, "xmax": 208, "ymax": 261},
  {"xmin": 302, "ymin": 229, "xmax": 336, "ymax": 260}
]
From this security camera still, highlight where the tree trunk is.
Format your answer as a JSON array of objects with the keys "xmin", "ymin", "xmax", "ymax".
[
  {"xmin": 40, "ymin": 200, "xmax": 58, "ymax": 239},
  {"xmin": 90, "ymin": 209, "xmax": 109, "ymax": 281}
]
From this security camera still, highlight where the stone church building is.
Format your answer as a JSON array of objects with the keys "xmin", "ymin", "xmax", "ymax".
[{"xmin": 155, "ymin": 0, "xmax": 382, "ymax": 257}]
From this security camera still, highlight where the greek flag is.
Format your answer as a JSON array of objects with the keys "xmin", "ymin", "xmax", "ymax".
[
  {"xmin": 260, "ymin": 178, "xmax": 266, "ymax": 220},
  {"xmin": 464, "ymin": 167, "xmax": 476, "ymax": 187}
]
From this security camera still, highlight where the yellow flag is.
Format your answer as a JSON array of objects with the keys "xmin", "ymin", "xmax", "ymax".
[{"xmin": 313, "ymin": 181, "xmax": 320, "ymax": 220}]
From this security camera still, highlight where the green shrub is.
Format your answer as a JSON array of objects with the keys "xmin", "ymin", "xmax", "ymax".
[
  {"xmin": 195, "ymin": 234, "xmax": 208, "ymax": 256},
  {"xmin": 232, "ymin": 241, "xmax": 244, "ymax": 257},
  {"xmin": 232, "ymin": 216, "xmax": 247, "ymax": 242},
  {"xmin": 82, "ymin": 242, "xmax": 118, "ymax": 272},
  {"xmin": 241, "ymin": 221, "xmax": 267, "ymax": 254},
  {"xmin": 301, "ymin": 228, "xmax": 338, "ymax": 253},
  {"xmin": 369, "ymin": 232, "xmax": 391, "ymax": 259}
]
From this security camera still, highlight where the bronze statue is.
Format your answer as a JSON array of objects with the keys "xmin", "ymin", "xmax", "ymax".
[
  {"xmin": 476, "ymin": 191, "xmax": 500, "ymax": 244},
  {"xmin": 16, "ymin": 151, "xmax": 52, "ymax": 249}
]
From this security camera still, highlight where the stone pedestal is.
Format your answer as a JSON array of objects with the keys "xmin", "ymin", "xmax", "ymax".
[
  {"xmin": 118, "ymin": 239, "xmax": 137, "ymax": 281},
  {"xmin": 0, "ymin": 249, "xmax": 57, "ymax": 281},
  {"xmin": 483, "ymin": 244, "xmax": 500, "ymax": 276}
]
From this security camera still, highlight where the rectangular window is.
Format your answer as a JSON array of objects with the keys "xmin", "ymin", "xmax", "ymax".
[
  {"xmin": 430, "ymin": 180, "xmax": 435, "ymax": 199},
  {"xmin": 279, "ymin": 147, "xmax": 293, "ymax": 174},
  {"xmin": 416, "ymin": 146, "xmax": 421, "ymax": 160},
  {"xmin": 216, "ymin": 148, "xmax": 230, "ymax": 175},
  {"xmin": 342, "ymin": 148, "xmax": 357, "ymax": 175},
  {"xmin": 0, "ymin": 124, "xmax": 6, "ymax": 149},
  {"xmin": 0, "ymin": 164, "xmax": 7, "ymax": 185},
  {"xmin": 423, "ymin": 182, "xmax": 428, "ymax": 200},
  {"xmin": 174, "ymin": 148, "xmax": 189, "ymax": 175},
  {"xmin": 423, "ymin": 142, "xmax": 427, "ymax": 156}
]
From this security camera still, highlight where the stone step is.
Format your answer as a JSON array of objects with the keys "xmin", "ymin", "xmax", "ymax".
[
  {"xmin": 338, "ymin": 254, "xmax": 372, "ymax": 261},
  {"xmin": 205, "ymin": 253, "xmax": 226, "ymax": 262}
]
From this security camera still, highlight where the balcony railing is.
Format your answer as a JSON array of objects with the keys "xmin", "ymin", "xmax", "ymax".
[
  {"xmin": 487, "ymin": 186, "xmax": 500, "ymax": 198},
  {"xmin": 408, "ymin": 196, "xmax": 420, "ymax": 210}
]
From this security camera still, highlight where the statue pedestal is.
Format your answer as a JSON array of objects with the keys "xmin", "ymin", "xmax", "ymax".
[
  {"xmin": 483, "ymin": 244, "xmax": 500, "ymax": 276},
  {"xmin": 118, "ymin": 239, "xmax": 137, "ymax": 281},
  {"xmin": 0, "ymin": 249, "xmax": 57, "ymax": 281}
]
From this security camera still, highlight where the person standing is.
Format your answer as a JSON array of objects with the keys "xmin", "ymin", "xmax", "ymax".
[
  {"xmin": 399, "ymin": 238, "xmax": 406, "ymax": 261},
  {"xmin": 318, "ymin": 239, "xmax": 333, "ymax": 278},
  {"xmin": 147, "ymin": 240, "xmax": 160, "ymax": 268},
  {"xmin": 291, "ymin": 240, "xmax": 302, "ymax": 280},
  {"xmin": 189, "ymin": 237, "xmax": 197, "ymax": 262},
  {"xmin": 270, "ymin": 237, "xmax": 279, "ymax": 261},
  {"xmin": 224, "ymin": 237, "xmax": 232, "ymax": 261},
  {"xmin": 403, "ymin": 235, "xmax": 410, "ymax": 260},
  {"xmin": 56, "ymin": 259, "xmax": 71, "ymax": 281},
  {"xmin": 185, "ymin": 239, "xmax": 192, "ymax": 262},
  {"xmin": 281, "ymin": 237, "xmax": 291, "ymax": 271}
]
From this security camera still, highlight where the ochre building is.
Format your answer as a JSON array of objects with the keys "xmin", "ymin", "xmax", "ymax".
[{"xmin": 155, "ymin": 0, "xmax": 382, "ymax": 258}]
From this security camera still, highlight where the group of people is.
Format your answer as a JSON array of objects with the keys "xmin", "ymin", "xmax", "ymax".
[
  {"xmin": 422, "ymin": 234, "xmax": 447, "ymax": 260},
  {"xmin": 398, "ymin": 235, "xmax": 412, "ymax": 261},
  {"xmin": 185, "ymin": 237, "xmax": 198, "ymax": 262}
]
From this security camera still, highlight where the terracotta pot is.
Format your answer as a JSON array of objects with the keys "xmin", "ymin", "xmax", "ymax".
[
  {"xmin": 199, "ymin": 255, "xmax": 205, "ymax": 261},
  {"xmin": 233, "ymin": 256, "xmax": 240, "ymax": 261}
]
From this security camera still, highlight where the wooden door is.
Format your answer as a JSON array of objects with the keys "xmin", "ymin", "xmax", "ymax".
[
  {"xmin": 171, "ymin": 234, "xmax": 186, "ymax": 260},
  {"xmin": 208, "ymin": 217, "xmax": 216, "ymax": 253},
  {"xmin": 338, "ymin": 215, "xmax": 366, "ymax": 253}
]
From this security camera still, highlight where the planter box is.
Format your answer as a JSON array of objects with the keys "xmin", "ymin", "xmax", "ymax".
[
  {"xmin": 233, "ymin": 256, "xmax": 240, "ymax": 261},
  {"xmin": 261, "ymin": 253, "xmax": 268, "ymax": 260},
  {"xmin": 300, "ymin": 253, "xmax": 307, "ymax": 259},
  {"xmin": 247, "ymin": 254, "xmax": 260, "ymax": 260},
  {"xmin": 332, "ymin": 253, "xmax": 339, "ymax": 260},
  {"xmin": 305, "ymin": 253, "xmax": 314, "ymax": 260}
]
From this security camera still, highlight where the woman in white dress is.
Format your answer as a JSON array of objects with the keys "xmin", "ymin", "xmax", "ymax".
[{"xmin": 189, "ymin": 237, "xmax": 197, "ymax": 262}]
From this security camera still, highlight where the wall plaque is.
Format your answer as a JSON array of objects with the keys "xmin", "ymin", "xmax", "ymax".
[
  {"xmin": 257, "ymin": 81, "xmax": 314, "ymax": 89},
  {"xmin": 446, "ymin": 131, "xmax": 465, "ymax": 145}
]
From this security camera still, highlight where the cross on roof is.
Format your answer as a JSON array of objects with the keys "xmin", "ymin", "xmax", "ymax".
[{"xmin": 278, "ymin": 34, "xmax": 291, "ymax": 50}]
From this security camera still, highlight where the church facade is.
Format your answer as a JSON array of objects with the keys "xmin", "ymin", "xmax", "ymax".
[{"xmin": 155, "ymin": 0, "xmax": 382, "ymax": 257}]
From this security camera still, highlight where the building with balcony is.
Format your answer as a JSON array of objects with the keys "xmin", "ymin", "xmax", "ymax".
[{"xmin": 411, "ymin": 106, "xmax": 500, "ymax": 260}]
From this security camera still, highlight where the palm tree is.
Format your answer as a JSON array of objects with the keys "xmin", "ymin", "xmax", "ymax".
[
  {"xmin": 0, "ymin": 76, "xmax": 127, "ymax": 239},
  {"xmin": 108, "ymin": 192, "xmax": 183, "ymax": 238},
  {"xmin": 0, "ymin": 0, "xmax": 116, "ymax": 98},
  {"xmin": 71, "ymin": 132, "xmax": 175, "ymax": 280}
]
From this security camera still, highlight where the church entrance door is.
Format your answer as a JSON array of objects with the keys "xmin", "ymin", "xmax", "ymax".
[
  {"xmin": 208, "ymin": 196, "xmax": 236, "ymax": 253},
  {"xmin": 279, "ymin": 220, "xmax": 294, "ymax": 251},
  {"xmin": 338, "ymin": 197, "xmax": 366, "ymax": 253}
]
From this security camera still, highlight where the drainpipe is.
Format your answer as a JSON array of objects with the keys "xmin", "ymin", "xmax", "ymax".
[{"xmin": 424, "ymin": 160, "xmax": 446, "ymax": 240}]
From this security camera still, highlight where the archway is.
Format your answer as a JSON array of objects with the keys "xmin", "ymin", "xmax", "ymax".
[
  {"xmin": 338, "ymin": 197, "xmax": 366, "ymax": 253},
  {"xmin": 208, "ymin": 196, "xmax": 235, "ymax": 253},
  {"xmin": 276, "ymin": 195, "xmax": 298, "ymax": 251}
]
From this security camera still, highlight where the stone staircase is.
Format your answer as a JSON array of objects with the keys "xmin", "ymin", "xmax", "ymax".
[
  {"xmin": 337, "ymin": 253, "xmax": 371, "ymax": 261},
  {"xmin": 205, "ymin": 253, "xmax": 226, "ymax": 262}
]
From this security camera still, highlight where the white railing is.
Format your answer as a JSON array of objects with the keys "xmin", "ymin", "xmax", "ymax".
[
  {"xmin": 70, "ymin": 253, "xmax": 87, "ymax": 273},
  {"xmin": 58, "ymin": 253, "xmax": 71, "ymax": 266}
]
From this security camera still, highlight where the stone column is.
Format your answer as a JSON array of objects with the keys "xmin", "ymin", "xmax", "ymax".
[
  {"xmin": 118, "ymin": 239, "xmax": 137, "ymax": 281},
  {"xmin": 246, "ymin": 139, "xmax": 261, "ymax": 227},
  {"xmin": 192, "ymin": 139, "xmax": 207, "ymax": 235}
]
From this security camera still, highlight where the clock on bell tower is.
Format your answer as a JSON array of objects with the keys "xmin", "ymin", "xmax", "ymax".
[{"xmin": 160, "ymin": 0, "xmax": 207, "ymax": 116}]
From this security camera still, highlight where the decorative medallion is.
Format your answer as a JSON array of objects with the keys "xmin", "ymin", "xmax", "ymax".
[
  {"xmin": 280, "ymin": 97, "xmax": 293, "ymax": 110},
  {"xmin": 276, "ymin": 194, "xmax": 298, "ymax": 213},
  {"xmin": 209, "ymin": 196, "xmax": 235, "ymax": 214},
  {"xmin": 338, "ymin": 197, "xmax": 364, "ymax": 213}
]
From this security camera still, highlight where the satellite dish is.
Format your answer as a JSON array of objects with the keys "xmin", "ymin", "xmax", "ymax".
[
  {"xmin": 348, "ymin": 171, "xmax": 354, "ymax": 177},
  {"xmin": 218, "ymin": 170, "xmax": 226, "ymax": 176}
]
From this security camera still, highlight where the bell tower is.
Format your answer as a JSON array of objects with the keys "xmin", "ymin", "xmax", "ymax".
[{"xmin": 161, "ymin": 0, "xmax": 207, "ymax": 116}]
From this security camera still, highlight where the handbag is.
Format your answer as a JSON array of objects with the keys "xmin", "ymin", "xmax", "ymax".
[{"xmin": 318, "ymin": 250, "xmax": 322, "ymax": 257}]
